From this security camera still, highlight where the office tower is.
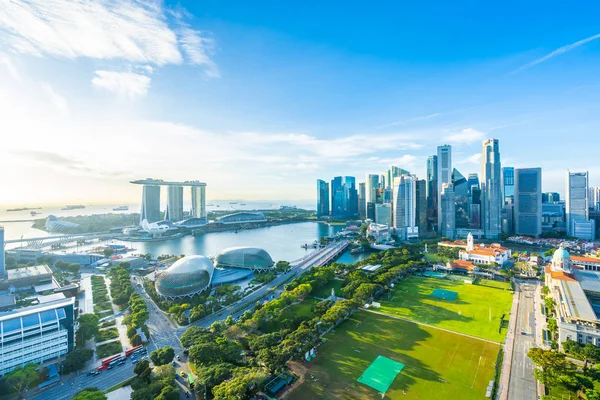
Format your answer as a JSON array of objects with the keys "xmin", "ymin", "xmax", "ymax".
[
  {"xmin": 367, "ymin": 203, "xmax": 376, "ymax": 221},
  {"xmin": 0, "ymin": 296, "xmax": 75, "ymax": 376},
  {"xmin": 543, "ymin": 192, "xmax": 560, "ymax": 203},
  {"xmin": 191, "ymin": 185, "xmax": 207, "ymax": 220},
  {"xmin": 330, "ymin": 176, "xmax": 357, "ymax": 220},
  {"xmin": 166, "ymin": 185, "xmax": 184, "ymax": 221},
  {"xmin": 392, "ymin": 176, "xmax": 418, "ymax": 240},
  {"xmin": 426, "ymin": 155, "xmax": 438, "ymax": 233},
  {"xmin": 0, "ymin": 226, "xmax": 4, "ymax": 278},
  {"xmin": 385, "ymin": 166, "xmax": 411, "ymax": 191},
  {"xmin": 440, "ymin": 183, "xmax": 456, "ymax": 239},
  {"xmin": 588, "ymin": 187, "xmax": 600, "ymax": 211},
  {"xmin": 566, "ymin": 171, "xmax": 595, "ymax": 240},
  {"xmin": 514, "ymin": 168, "xmax": 542, "ymax": 237},
  {"xmin": 437, "ymin": 145, "xmax": 452, "ymax": 234},
  {"xmin": 358, "ymin": 182, "xmax": 366, "ymax": 219},
  {"xmin": 140, "ymin": 185, "xmax": 161, "ymax": 223},
  {"xmin": 502, "ymin": 167, "xmax": 515, "ymax": 205},
  {"xmin": 469, "ymin": 184, "xmax": 482, "ymax": 230},
  {"xmin": 375, "ymin": 203, "xmax": 392, "ymax": 226},
  {"xmin": 365, "ymin": 174, "xmax": 379, "ymax": 219},
  {"xmin": 415, "ymin": 179, "xmax": 427, "ymax": 237},
  {"xmin": 452, "ymin": 169, "xmax": 469, "ymax": 229},
  {"xmin": 383, "ymin": 187, "xmax": 393, "ymax": 203},
  {"xmin": 542, "ymin": 201, "xmax": 565, "ymax": 232},
  {"xmin": 316, "ymin": 179, "xmax": 330, "ymax": 218},
  {"xmin": 481, "ymin": 139, "xmax": 502, "ymax": 239}
]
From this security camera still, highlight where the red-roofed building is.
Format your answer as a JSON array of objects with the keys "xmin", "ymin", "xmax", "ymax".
[
  {"xmin": 571, "ymin": 255, "xmax": 600, "ymax": 272},
  {"xmin": 458, "ymin": 233, "xmax": 511, "ymax": 266},
  {"xmin": 446, "ymin": 260, "xmax": 476, "ymax": 272}
]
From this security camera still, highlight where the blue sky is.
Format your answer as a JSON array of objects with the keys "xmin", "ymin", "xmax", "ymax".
[{"xmin": 1, "ymin": 1, "xmax": 599, "ymax": 205}]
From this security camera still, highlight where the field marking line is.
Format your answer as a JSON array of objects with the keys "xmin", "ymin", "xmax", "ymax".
[
  {"xmin": 447, "ymin": 343, "xmax": 459, "ymax": 367},
  {"xmin": 468, "ymin": 350, "xmax": 475, "ymax": 366},
  {"xmin": 363, "ymin": 309, "xmax": 502, "ymax": 345},
  {"xmin": 471, "ymin": 342, "xmax": 487, "ymax": 388}
]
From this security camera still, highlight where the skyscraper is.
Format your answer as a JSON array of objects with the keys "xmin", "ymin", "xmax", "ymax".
[
  {"xmin": 502, "ymin": 167, "xmax": 515, "ymax": 204},
  {"xmin": 437, "ymin": 145, "xmax": 452, "ymax": 234},
  {"xmin": 440, "ymin": 183, "xmax": 456, "ymax": 239},
  {"xmin": 392, "ymin": 175, "xmax": 418, "ymax": 240},
  {"xmin": 566, "ymin": 171, "xmax": 595, "ymax": 240},
  {"xmin": 452, "ymin": 169, "xmax": 469, "ymax": 229},
  {"xmin": 331, "ymin": 176, "xmax": 343, "ymax": 218},
  {"xmin": 588, "ymin": 187, "xmax": 600, "ymax": 211},
  {"xmin": 481, "ymin": 139, "xmax": 502, "ymax": 239},
  {"xmin": 385, "ymin": 166, "xmax": 411, "ymax": 191},
  {"xmin": 0, "ymin": 226, "xmax": 4, "ymax": 279},
  {"xmin": 140, "ymin": 185, "xmax": 161, "ymax": 223},
  {"xmin": 415, "ymin": 179, "xmax": 427, "ymax": 237},
  {"xmin": 514, "ymin": 168, "xmax": 542, "ymax": 237},
  {"xmin": 366, "ymin": 174, "xmax": 379, "ymax": 220},
  {"xmin": 358, "ymin": 182, "xmax": 366, "ymax": 219},
  {"xmin": 330, "ymin": 176, "xmax": 358, "ymax": 220},
  {"xmin": 426, "ymin": 155, "xmax": 438, "ymax": 233},
  {"xmin": 166, "ymin": 185, "xmax": 184, "ymax": 222},
  {"xmin": 375, "ymin": 203, "xmax": 392, "ymax": 226},
  {"xmin": 191, "ymin": 185, "xmax": 207, "ymax": 220},
  {"xmin": 316, "ymin": 179, "xmax": 330, "ymax": 218}
]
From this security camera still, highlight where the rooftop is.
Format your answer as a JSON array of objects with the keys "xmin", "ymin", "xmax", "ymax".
[
  {"xmin": 7, "ymin": 265, "xmax": 53, "ymax": 281},
  {"xmin": 130, "ymin": 178, "xmax": 206, "ymax": 187},
  {"xmin": 573, "ymin": 270, "xmax": 600, "ymax": 294},
  {"xmin": 559, "ymin": 279, "xmax": 598, "ymax": 322},
  {"xmin": 361, "ymin": 264, "xmax": 383, "ymax": 272}
]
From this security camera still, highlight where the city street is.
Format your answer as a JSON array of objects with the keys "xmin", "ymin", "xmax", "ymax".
[{"xmin": 508, "ymin": 282, "xmax": 538, "ymax": 400}]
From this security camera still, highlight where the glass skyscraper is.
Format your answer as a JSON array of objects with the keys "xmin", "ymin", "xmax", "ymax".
[
  {"xmin": 166, "ymin": 185, "xmax": 184, "ymax": 222},
  {"xmin": 502, "ymin": 167, "xmax": 515, "ymax": 204},
  {"xmin": 426, "ymin": 155, "xmax": 438, "ymax": 232},
  {"xmin": 437, "ymin": 145, "xmax": 452, "ymax": 235},
  {"xmin": 140, "ymin": 185, "xmax": 161, "ymax": 223},
  {"xmin": 452, "ymin": 168, "xmax": 469, "ymax": 229},
  {"xmin": 481, "ymin": 139, "xmax": 502, "ymax": 239},
  {"xmin": 316, "ymin": 179, "xmax": 330, "ymax": 218},
  {"xmin": 191, "ymin": 185, "xmax": 207, "ymax": 220},
  {"xmin": 514, "ymin": 168, "xmax": 542, "ymax": 236},
  {"xmin": 330, "ymin": 176, "xmax": 358, "ymax": 220}
]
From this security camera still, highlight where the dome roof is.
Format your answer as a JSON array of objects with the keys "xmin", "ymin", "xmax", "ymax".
[
  {"xmin": 553, "ymin": 248, "xmax": 570, "ymax": 262},
  {"xmin": 551, "ymin": 245, "xmax": 572, "ymax": 273},
  {"xmin": 214, "ymin": 246, "xmax": 274, "ymax": 270},
  {"xmin": 155, "ymin": 255, "xmax": 214, "ymax": 298}
]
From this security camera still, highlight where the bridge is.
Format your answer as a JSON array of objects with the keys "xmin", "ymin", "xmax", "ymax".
[{"xmin": 4, "ymin": 232, "xmax": 117, "ymax": 249}]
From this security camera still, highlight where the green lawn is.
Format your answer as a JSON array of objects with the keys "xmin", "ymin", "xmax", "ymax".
[
  {"xmin": 96, "ymin": 341, "xmax": 123, "ymax": 359},
  {"xmin": 288, "ymin": 311, "xmax": 500, "ymax": 400},
  {"xmin": 313, "ymin": 278, "xmax": 346, "ymax": 299},
  {"xmin": 260, "ymin": 299, "xmax": 318, "ymax": 333},
  {"xmin": 379, "ymin": 276, "xmax": 512, "ymax": 342},
  {"xmin": 476, "ymin": 279, "xmax": 511, "ymax": 290}
]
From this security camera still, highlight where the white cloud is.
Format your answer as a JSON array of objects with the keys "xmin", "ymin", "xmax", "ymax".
[
  {"xmin": 41, "ymin": 83, "xmax": 68, "ymax": 116},
  {"xmin": 91, "ymin": 71, "xmax": 151, "ymax": 98},
  {"xmin": 0, "ymin": 0, "xmax": 218, "ymax": 77},
  {"xmin": 514, "ymin": 33, "xmax": 600, "ymax": 73},
  {"xmin": 457, "ymin": 153, "xmax": 481, "ymax": 165},
  {"xmin": 0, "ymin": 52, "xmax": 20, "ymax": 80},
  {"xmin": 443, "ymin": 128, "xmax": 485, "ymax": 145}
]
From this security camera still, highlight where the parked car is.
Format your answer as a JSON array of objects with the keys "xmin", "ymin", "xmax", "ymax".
[
  {"xmin": 176, "ymin": 355, "xmax": 181, "ymax": 361},
  {"xmin": 180, "ymin": 371, "xmax": 186, "ymax": 378},
  {"xmin": 132, "ymin": 359, "xmax": 139, "ymax": 365}
]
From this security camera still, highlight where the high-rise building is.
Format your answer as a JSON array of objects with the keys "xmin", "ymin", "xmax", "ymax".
[
  {"xmin": 358, "ymin": 182, "xmax": 366, "ymax": 219},
  {"xmin": 385, "ymin": 166, "xmax": 411, "ymax": 191},
  {"xmin": 440, "ymin": 183, "xmax": 456, "ymax": 239},
  {"xmin": 0, "ymin": 297, "xmax": 75, "ymax": 376},
  {"xmin": 467, "ymin": 174, "xmax": 481, "ymax": 229},
  {"xmin": 0, "ymin": 226, "xmax": 4, "ymax": 279},
  {"xmin": 316, "ymin": 179, "xmax": 330, "ymax": 218},
  {"xmin": 481, "ymin": 139, "xmax": 502, "ymax": 239},
  {"xmin": 191, "ymin": 185, "xmax": 207, "ymax": 220},
  {"xmin": 375, "ymin": 203, "xmax": 392, "ymax": 226},
  {"xmin": 415, "ymin": 179, "xmax": 427, "ymax": 237},
  {"xmin": 392, "ymin": 175, "xmax": 418, "ymax": 240},
  {"xmin": 365, "ymin": 174, "xmax": 379, "ymax": 220},
  {"xmin": 331, "ymin": 176, "xmax": 343, "ymax": 218},
  {"xmin": 437, "ymin": 145, "xmax": 452, "ymax": 234},
  {"xmin": 166, "ymin": 185, "xmax": 184, "ymax": 222},
  {"xmin": 140, "ymin": 185, "xmax": 161, "ymax": 223},
  {"xmin": 367, "ymin": 202, "xmax": 376, "ymax": 221},
  {"xmin": 452, "ymin": 169, "xmax": 469, "ymax": 229},
  {"xmin": 514, "ymin": 168, "xmax": 542, "ymax": 237},
  {"xmin": 588, "ymin": 187, "xmax": 600, "ymax": 211},
  {"xmin": 543, "ymin": 192, "xmax": 561, "ymax": 203},
  {"xmin": 330, "ymin": 176, "xmax": 358, "ymax": 220},
  {"xmin": 566, "ymin": 171, "xmax": 595, "ymax": 240},
  {"xmin": 426, "ymin": 155, "xmax": 438, "ymax": 233},
  {"xmin": 502, "ymin": 167, "xmax": 515, "ymax": 205}
]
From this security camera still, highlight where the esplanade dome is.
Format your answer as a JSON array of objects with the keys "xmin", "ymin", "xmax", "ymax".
[
  {"xmin": 155, "ymin": 255, "xmax": 214, "ymax": 299},
  {"xmin": 214, "ymin": 247, "xmax": 274, "ymax": 272},
  {"xmin": 551, "ymin": 244, "xmax": 572, "ymax": 273}
]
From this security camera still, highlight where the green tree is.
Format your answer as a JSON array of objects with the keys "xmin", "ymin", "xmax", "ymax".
[
  {"xmin": 212, "ymin": 369, "xmax": 267, "ymax": 400},
  {"xmin": 77, "ymin": 314, "xmax": 100, "ymax": 342},
  {"xmin": 134, "ymin": 359, "xmax": 150, "ymax": 377},
  {"xmin": 5, "ymin": 364, "xmax": 39, "ymax": 398},
  {"xmin": 527, "ymin": 348, "xmax": 575, "ymax": 386},
  {"xmin": 5, "ymin": 255, "xmax": 16, "ymax": 267},
  {"xmin": 72, "ymin": 388, "xmax": 107, "ymax": 400},
  {"xmin": 150, "ymin": 346, "xmax": 175, "ymax": 366},
  {"xmin": 64, "ymin": 347, "xmax": 94, "ymax": 372},
  {"xmin": 586, "ymin": 389, "xmax": 600, "ymax": 400},
  {"xmin": 103, "ymin": 248, "xmax": 114, "ymax": 258},
  {"xmin": 197, "ymin": 363, "xmax": 235, "ymax": 390}
]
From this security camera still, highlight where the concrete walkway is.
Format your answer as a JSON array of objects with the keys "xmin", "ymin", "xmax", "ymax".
[
  {"xmin": 363, "ymin": 309, "xmax": 503, "ymax": 345},
  {"xmin": 496, "ymin": 281, "xmax": 520, "ymax": 400},
  {"xmin": 533, "ymin": 283, "xmax": 548, "ymax": 349}
]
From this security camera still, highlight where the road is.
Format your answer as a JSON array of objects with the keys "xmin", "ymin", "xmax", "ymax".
[{"xmin": 508, "ymin": 282, "xmax": 538, "ymax": 400}]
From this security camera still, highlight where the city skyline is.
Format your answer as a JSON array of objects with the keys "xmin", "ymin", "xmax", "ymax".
[{"xmin": 2, "ymin": 2, "xmax": 600, "ymax": 205}]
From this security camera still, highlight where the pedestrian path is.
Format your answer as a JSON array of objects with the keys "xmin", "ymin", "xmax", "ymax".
[{"xmin": 497, "ymin": 281, "xmax": 520, "ymax": 400}]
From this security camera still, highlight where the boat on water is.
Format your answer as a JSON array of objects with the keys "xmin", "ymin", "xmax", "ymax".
[
  {"xmin": 240, "ymin": 203, "xmax": 246, "ymax": 206},
  {"xmin": 30, "ymin": 211, "xmax": 42, "ymax": 216},
  {"xmin": 229, "ymin": 201, "xmax": 238, "ymax": 204},
  {"xmin": 62, "ymin": 204, "xmax": 85, "ymax": 210},
  {"xmin": 6, "ymin": 207, "xmax": 42, "ymax": 212},
  {"xmin": 113, "ymin": 206, "xmax": 129, "ymax": 211}
]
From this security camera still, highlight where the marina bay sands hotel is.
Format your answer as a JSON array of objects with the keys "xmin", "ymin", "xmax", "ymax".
[{"xmin": 130, "ymin": 179, "xmax": 206, "ymax": 224}]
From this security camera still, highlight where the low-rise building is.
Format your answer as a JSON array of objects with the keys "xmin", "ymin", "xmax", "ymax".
[
  {"xmin": 0, "ymin": 265, "xmax": 54, "ymax": 292},
  {"xmin": 367, "ymin": 223, "xmax": 391, "ymax": 244},
  {"xmin": 445, "ymin": 233, "xmax": 511, "ymax": 266}
]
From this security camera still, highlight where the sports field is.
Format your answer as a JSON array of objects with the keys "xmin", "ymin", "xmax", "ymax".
[
  {"xmin": 287, "ymin": 311, "xmax": 499, "ymax": 400},
  {"xmin": 379, "ymin": 276, "xmax": 512, "ymax": 342}
]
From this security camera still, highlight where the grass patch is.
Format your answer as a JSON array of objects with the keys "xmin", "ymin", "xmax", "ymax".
[
  {"xmin": 423, "ymin": 253, "xmax": 443, "ymax": 263},
  {"xmin": 260, "ymin": 299, "xmax": 318, "ymax": 333},
  {"xmin": 476, "ymin": 279, "xmax": 511, "ymax": 290},
  {"xmin": 96, "ymin": 341, "xmax": 123, "ymax": 359},
  {"xmin": 95, "ymin": 328, "xmax": 119, "ymax": 342},
  {"xmin": 379, "ymin": 276, "xmax": 512, "ymax": 342},
  {"xmin": 100, "ymin": 320, "xmax": 117, "ymax": 328},
  {"xmin": 313, "ymin": 278, "xmax": 346, "ymax": 299},
  {"xmin": 106, "ymin": 376, "xmax": 135, "ymax": 393},
  {"xmin": 288, "ymin": 311, "xmax": 499, "ymax": 400}
]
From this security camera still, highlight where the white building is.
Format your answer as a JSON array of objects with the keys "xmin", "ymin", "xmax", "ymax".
[
  {"xmin": 392, "ymin": 175, "xmax": 418, "ymax": 240},
  {"xmin": 566, "ymin": 171, "xmax": 595, "ymax": 240},
  {"xmin": 545, "ymin": 245, "xmax": 600, "ymax": 348},
  {"xmin": 0, "ymin": 297, "xmax": 75, "ymax": 375},
  {"xmin": 481, "ymin": 139, "xmax": 502, "ymax": 239},
  {"xmin": 437, "ymin": 145, "xmax": 452, "ymax": 235},
  {"xmin": 458, "ymin": 232, "xmax": 511, "ymax": 266},
  {"xmin": 367, "ymin": 223, "xmax": 391, "ymax": 244}
]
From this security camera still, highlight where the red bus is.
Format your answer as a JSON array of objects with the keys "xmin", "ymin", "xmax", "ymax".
[{"xmin": 125, "ymin": 345, "xmax": 144, "ymax": 357}]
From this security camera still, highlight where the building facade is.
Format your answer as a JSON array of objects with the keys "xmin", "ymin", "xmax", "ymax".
[
  {"xmin": 0, "ymin": 226, "xmax": 4, "ymax": 279},
  {"xmin": 440, "ymin": 183, "xmax": 456, "ymax": 239},
  {"xmin": 437, "ymin": 145, "xmax": 452, "ymax": 235},
  {"xmin": 514, "ymin": 168, "xmax": 542, "ymax": 237},
  {"xmin": 375, "ymin": 203, "xmax": 392, "ymax": 226},
  {"xmin": 358, "ymin": 182, "xmax": 366, "ymax": 219},
  {"xmin": 330, "ymin": 176, "xmax": 358, "ymax": 220},
  {"xmin": 316, "ymin": 179, "xmax": 330, "ymax": 218},
  {"xmin": 566, "ymin": 171, "xmax": 595, "ymax": 240},
  {"xmin": 415, "ymin": 179, "xmax": 427, "ymax": 237},
  {"xmin": 0, "ymin": 297, "xmax": 75, "ymax": 376},
  {"xmin": 393, "ymin": 175, "xmax": 418, "ymax": 240},
  {"xmin": 426, "ymin": 155, "xmax": 438, "ymax": 233},
  {"xmin": 481, "ymin": 139, "xmax": 502, "ymax": 239},
  {"xmin": 140, "ymin": 185, "xmax": 161, "ymax": 223},
  {"xmin": 190, "ymin": 185, "xmax": 207, "ymax": 220},
  {"xmin": 166, "ymin": 185, "xmax": 184, "ymax": 222}
]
